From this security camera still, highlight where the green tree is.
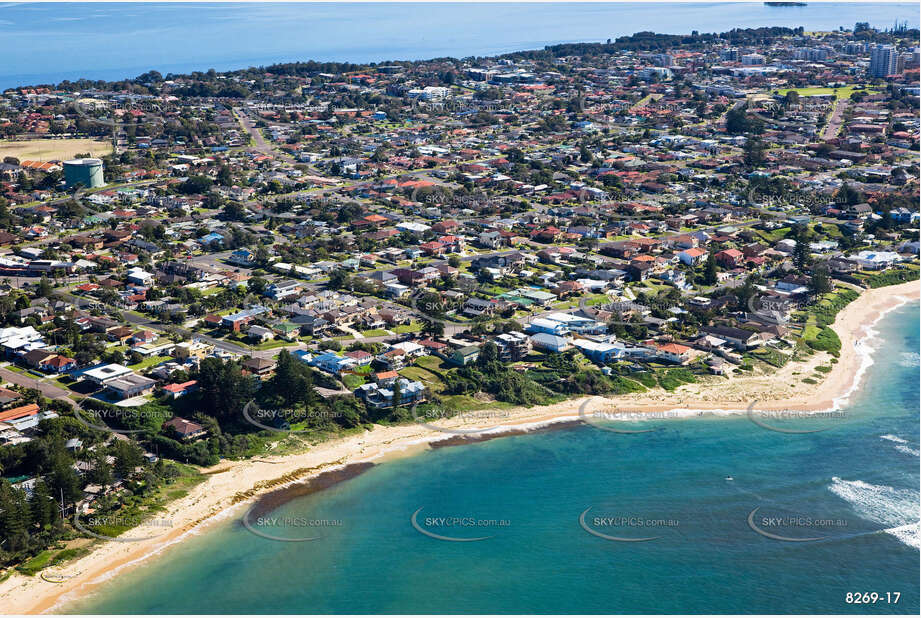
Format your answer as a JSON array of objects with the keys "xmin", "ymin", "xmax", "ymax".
[
  {"xmin": 194, "ymin": 357, "xmax": 256, "ymax": 421},
  {"xmin": 110, "ymin": 440, "xmax": 144, "ymax": 479},
  {"xmin": 29, "ymin": 479, "xmax": 57, "ymax": 529},
  {"xmin": 87, "ymin": 450, "xmax": 112, "ymax": 487},
  {"xmin": 744, "ymin": 138, "xmax": 766, "ymax": 167},
  {"xmin": 703, "ymin": 252, "xmax": 718, "ymax": 285},
  {"xmin": 811, "ymin": 264, "xmax": 832, "ymax": 295},
  {"xmin": 794, "ymin": 235, "xmax": 811, "ymax": 273}
]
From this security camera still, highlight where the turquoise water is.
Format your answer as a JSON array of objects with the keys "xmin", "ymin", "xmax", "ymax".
[
  {"xmin": 71, "ymin": 302, "xmax": 919, "ymax": 614},
  {"xmin": 1, "ymin": 2, "xmax": 919, "ymax": 90}
]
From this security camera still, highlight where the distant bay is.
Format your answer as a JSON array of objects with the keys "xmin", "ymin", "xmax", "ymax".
[{"xmin": 1, "ymin": 2, "xmax": 919, "ymax": 90}]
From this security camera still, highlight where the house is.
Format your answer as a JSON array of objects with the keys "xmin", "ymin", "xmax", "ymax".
[
  {"xmin": 21, "ymin": 348, "xmax": 57, "ymax": 370},
  {"xmin": 554, "ymin": 280, "xmax": 584, "ymax": 298},
  {"xmin": 471, "ymin": 252, "xmax": 526, "ymax": 272},
  {"xmin": 376, "ymin": 348, "xmax": 408, "ymax": 370},
  {"xmin": 526, "ymin": 318, "xmax": 570, "ymax": 336},
  {"xmin": 228, "ymin": 248, "xmax": 257, "ymax": 267},
  {"xmin": 478, "ymin": 231, "xmax": 502, "ymax": 249},
  {"xmin": 677, "ymin": 247, "xmax": 708, "ymax": 266},
  {"xmin": 222, "ymin": 306, "xmax": 269, "ymax": 332},
  {"xmin": 380, "ymin": 281, "xmax": 407, "ymax": 298},
  {"xmin": 0, "ymin": 387, "xmax": 22, "ymax": 406},
  {"xmin": 420, "ymin": 241, "xmax": 446, "ymax": 256},
  {"xmin": 0, "ymin": 403, "xmax": 41, "ymax": 425},
  {"xmin": 699, "ymin": 325, "xmax": 760, "ymax": 351},
  {"xmin": 106, "ymin": 326, "xmax": 134, "ymax": 343},
  {"xmin": 126, "ymin": 267, "xmax": 154, "ymax": 285},
  {"xmin": 40, "ymin": 354, "xmax": 77, "ymax": 373},
  {"xmin": 242, "ymin": 357, "xmax": 276, "ymax": 376},
  {"xmin": 367, "ymin": 270, "xmax": 397, "ymax": 286},
  {"xmin": 392, "ymin": 268, "xmax": 425, "ymax": 286},
  {"xmin": 373, "ymin": 370, "xmax": 400, "ymax": 386},
  {"xmin": 106, "ymin": 374, "xmax": 158, "ymax": 399},
  {"xmin": 82, "ymin": 363, "xmax": 134, "ymax": 386},
  {"xmin": 161, "ymin": 380, "xmax": 199, "ymax": 399},
  {"xmin": 309, "ymin": 352, "xmax": 357, "ymax": 375},
  {"xmin": 418, "ymin": 339, "xmax": 449, "ymax": 355},
  {"xmin": 448, "ymin": 345, "xmax": 480, "ymax": 366},
  {"xmin": 344, "ymin": 350, "xmax": 374, "ymax": 366},
  {"xmin": 574, "ymin": 339, "xmax": 623, "ymax": 364},
  {"xmin": 391, "ymin": 341, "xmax": 426, "ymax": 358},
  {"xmin": 543, "ymin": 313, "xmax": 604, "ymax": 334},
  {"xmin": 131, "ymin": 330, "xmax": 157, "ymax": 345},
  {"xmin": 163, "ymin": 417, "xmax": 207, "ymax": 440},
  {"xmin": 519, "ymin": 289, "xmax": 556, "ymax": 306},
  {"xmin": 655, "ymin": 342, "xmax": 692, "ymax": 365},
  {"xmin": 246, "ymin": 325, "xmax": 275, "ymax": 343},
  {"xmin": 494, "ymin": 331, "xmax": 532, "ymax": 362},
  {"xmin": 530, "ymin": 333, "xmax": 571, "ymax": 353},
  {"xmin": 463, "ymin": 297, "xmax": 496, "ymax": 317},
  {"xmin": 714, "ymin": 249, "xmax": 743, "ymax": 268},
  {"xmin": 291, "ymin": 314, "xmax": 330, "ymax": 337},
  {"xmin": 172, "ymin": 340, "xmax": 214, "ymax": 360},
  {"xmin": 355, "ymin": 378, "xmax": 426, "ymax": 409},
  {"xmin": 626, "ymin": 262, "xmax": 654, "ymax": 282},
  {"xmin": 0, "ymin": 403, "xmax": 58, "ymax": 435},
  {"xmin": 853, "ymin": 251, "xmax": 901, "ymax": 270},
  {"xmin": 265, "ymin": 280, "xmax": 302, "ymax": 300}
]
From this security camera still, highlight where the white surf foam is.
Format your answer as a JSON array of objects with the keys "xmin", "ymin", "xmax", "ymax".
[
  {"xmin": 880, "ymin": 435, "xmax": 920, "ymax": 457},
  {"xmin": 895, "ymin": 444, "xmax": 921, "ymax": 457},
  {"xmin": 831, "ymin": 294, "xmax": 913, "ymax": 410},
  {"xmin": 828, "ymin": 477, "xmax": 920, "ymax": 549},
  {"xmin": 884, "ymin": 523, "xmax": 921, "ymax": 550}
]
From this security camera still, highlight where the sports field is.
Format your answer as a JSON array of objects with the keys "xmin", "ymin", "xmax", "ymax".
[
  {"xmin": 776, "ymin": 85, "xmax": 880, "ymax": 100},
  {"xmin": 0, "ymin": 138, "xmax": 112, "ymax": 161}
]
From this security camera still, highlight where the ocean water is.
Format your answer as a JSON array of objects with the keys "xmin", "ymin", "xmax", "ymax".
[
  {"xmin": 1, "ymin": 2, "xmax": 919, "ymax": 91},
  {"xmin": 68, "ymin": 301, "xmax": 920, "ymax": 614}
]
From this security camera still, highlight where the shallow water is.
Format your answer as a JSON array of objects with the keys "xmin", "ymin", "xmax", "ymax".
[{"xmin": 69, "ymin": 302, "xmax": 920, "ymax": 614}]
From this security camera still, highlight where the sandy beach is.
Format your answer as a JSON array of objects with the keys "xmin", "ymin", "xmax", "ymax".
[{"xmin": 0, "ymin": 279, "xmax": 916, "ymax": 614}]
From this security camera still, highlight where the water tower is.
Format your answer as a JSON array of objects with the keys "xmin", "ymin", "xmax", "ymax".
[{"xmin": 63, "ymin": 158, "xmax": 105, "ymax": 189}]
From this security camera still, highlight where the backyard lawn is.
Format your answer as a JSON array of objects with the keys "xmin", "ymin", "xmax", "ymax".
[
  {"xmin": 393, "ymin": 322, "xmax": 424, "ymax": 334},
  {"xmin": 128, "ymin": 355, "xmax": 172, "ymax": 371}
]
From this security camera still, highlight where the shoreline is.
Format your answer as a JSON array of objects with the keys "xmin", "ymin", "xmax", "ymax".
[{"xmin": 1, "ymin": 279, "xmax": 917, "ymax": 614}]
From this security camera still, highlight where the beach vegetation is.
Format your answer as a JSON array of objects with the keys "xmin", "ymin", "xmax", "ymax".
[
  {"xmin": 863, "ymin": 267, "xmax": 920, "ymax": 289},
  {"xmin": 750, "ymin": 347, "xmax": 789, "ymax": 368},
  {"xmin": 656, "ymin": 368, "xmax": 698, "ymax": 391},
  {"xmin": 804, "ymin": 326, "xmax": 842, "ymax": 356},
  {"xmin": 629, "ymin": 371, "xmax": 659, "ymax": 388}
]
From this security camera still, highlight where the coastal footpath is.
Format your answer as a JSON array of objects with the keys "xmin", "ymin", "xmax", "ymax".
[{"xmin": 0, "ymin": 280, "xmax": 917, "ymax": 614}]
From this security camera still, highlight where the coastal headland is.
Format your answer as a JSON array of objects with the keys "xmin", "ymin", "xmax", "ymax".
[{"xmin": 0, "ymin": 279, "xmax": 916, "ymax": 614}]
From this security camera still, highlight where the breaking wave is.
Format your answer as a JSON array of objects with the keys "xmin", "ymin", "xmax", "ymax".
[{"xmin": 828, "ymin": 477, "xmax": 920, "ymax": 549}]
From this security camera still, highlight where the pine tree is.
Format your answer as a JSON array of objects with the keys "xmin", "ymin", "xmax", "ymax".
[
  {"xmin": 0, "ymin": 481, "xmax": 31, "ymax": 551},
  {"xmin": 29, "ymin": 479, "xmax": 56, "ymax": 530},
  {"xmin": 703, "ymin": 252, "xmax": 718, "ymax": 285},
  {"xmin": 794, "ymin": 235, "xmax": 811, "ymax": 272},
  {"xmin": 811, "ymin": 264, "xmax": 832, "ymax": 295}
]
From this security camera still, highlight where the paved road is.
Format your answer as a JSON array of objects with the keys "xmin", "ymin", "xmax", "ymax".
[
  {"xmin": 59, "ymin": 290, "xmax": 271, "ymax": 357},
  {"xmin": 233, "ymin": 107, "xmax": 296, "ymax": 162},
  {"xmin": 0, "ymin": 367, "xmax": 70, "ymax": 399},
  {"xmin": 821, "ymin": 98, "xmax": 848, "ymax": 141}
]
